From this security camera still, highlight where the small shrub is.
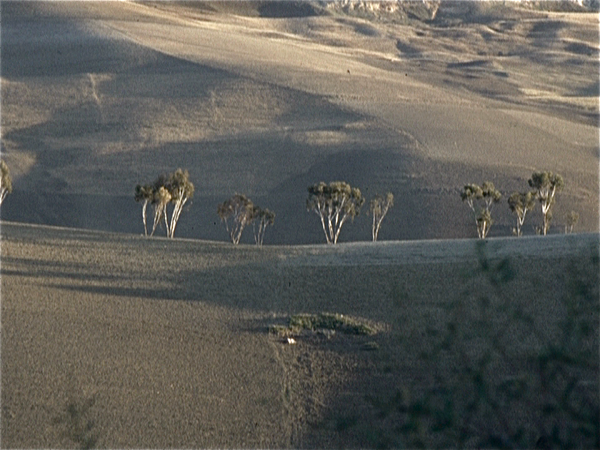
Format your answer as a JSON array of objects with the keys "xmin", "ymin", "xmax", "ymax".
[
  {"xmin": 271, "ymin": 313, "xmax": 376, "ymax": 338},
  {"xmin": 289, "ymin": 313, "xmax": 376, "ymax": 335},
  {"xmin": 269, "ymin": 324, "xmax": 294, "ymax": 337}
]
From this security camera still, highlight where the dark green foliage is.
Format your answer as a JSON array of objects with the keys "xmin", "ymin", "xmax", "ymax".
[
  {"xmin": 307, "ymin": 181, "xmax": 365, "ymax": 244},
  {"xmin": 508, "ymin": 191, "xmax": 536, "ymax": 236},
  {"xmin": 528, "ymin": 171, "xmax": 564, "ymax": 235},
  {"xmin": 461, "ymin": 182, "xmax": 501, "ymax": 238},
  {"xmin": 290, "ymin": 313, "xmax": 375, "ymax": 335},
  {"xmin": 217, "ymin": 194, "xmax": 275, "ymax": 245},
  {"xmin": 218, "ymin": 194, "xmax": 253, "ymax": 245},
  {"xmin": 364, "ymin": 241, "xmax": 599, "ymax": 449},
  {"xmin": 271, "ymin": 313, "xmax": 376, "ymax": 336},
  {"xmin": 0, "ymin": 159, "xmax": 13, "ymax": 205}
]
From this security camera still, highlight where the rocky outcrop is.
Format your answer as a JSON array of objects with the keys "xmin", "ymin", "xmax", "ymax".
[{"xmin": 325, "ymin": 1, "xmax": 441, "ymax": 21}]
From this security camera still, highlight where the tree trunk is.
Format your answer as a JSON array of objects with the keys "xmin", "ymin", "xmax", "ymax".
[
  {"xmin": 142, "ymin": 200, "xmax": 148, "ymax": 236},
  {"xmin": 169, "ymin": 197, "xmax": 187, "ymax": 239},
  {"xmin": 163, "ymin": 204, "xmax": 170, "ymax": 237},
  {"xmin": 151, "ymin": 204, "xmax": 162, "ymax": 236},
  {"xmin": 318, "ymin": 212, "xmax": 331, "ymax": 244},
  {"xmin": 372, "ymin": 215, "xmax": 378, "ymax": 242},
  {"xmin": 333, "ymin": 214, "xmax": 349, "ymax": 244},
  {"xmin": 0, "ymin": 188, "xmax": 8, "ymax": 205},
  {"xmin": 542, "ymin": 213, "xmax": 549, "ymax": 236}
]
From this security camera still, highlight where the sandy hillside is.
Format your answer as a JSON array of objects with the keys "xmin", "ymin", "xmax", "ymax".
[
  {"xmin": 1, "ymin": 1, "xmax": 598, "ymax": 243},
  {"xmin": 1, "ymin": 222, "xmax": 598, "ymax": 448}
]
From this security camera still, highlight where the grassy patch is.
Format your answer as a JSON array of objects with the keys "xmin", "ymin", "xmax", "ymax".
[{"xmin": 270, "ymin": 313, "xmax": 376, "ymax": 337}]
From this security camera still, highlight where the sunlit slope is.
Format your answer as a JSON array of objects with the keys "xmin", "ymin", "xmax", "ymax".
[{"xmin": 1, "ymin": 1, "xmax": 597, "ymax": 243}]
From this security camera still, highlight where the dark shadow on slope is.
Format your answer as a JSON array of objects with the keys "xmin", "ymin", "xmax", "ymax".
[
  {"xmin": 257, "ymin": 1, "xmax": 324, "ymax": 18},
  {"xmin": 159, "ymin": 1, "xmax": 326, "ymax": 19},
  {"xmin": 565, "ymin": 41, "xmax": 598, "ymax": 57},
  {"xmin": 14, "ymin": 227, "xmax": 595, "ymax": 449},
  {"xmin": 1, "ymin": 2, "xmax": 171, "ymax": 79},
  {"xmin": 1, "ymin": 256, "xmax": 133, "ymax": 284},
  {"xmin": 3, "ymin": 221, "xmax": 597, "ymax": 448},
  {"xmin": 395, "ymin": 39, "xmax": 422, "ymax": 57},
  {"xmin": 570, "ymin": 80, "xmax": 600, "ymax": 97}
]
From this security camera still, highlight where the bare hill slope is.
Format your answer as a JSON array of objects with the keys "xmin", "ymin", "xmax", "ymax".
[
  {"xmin": 1, "ymin": 222, "xmax": 599, "ymax": 447},
  {"xmin": 1, "ymin": 1, "xmax": 598, "ymax": 243}
]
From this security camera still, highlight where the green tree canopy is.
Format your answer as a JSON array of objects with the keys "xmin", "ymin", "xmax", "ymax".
[
  {"xmin": 508, "ymin": 191, "xmax": 536, "ymax": 237},
  {"xmin": 528, "ymin": 171, "xmax": 564, "ymax": 235},
  {"xmin": 217, "ymin": 194, "xmax": 255, "ymax": 245},
  {"xmin": 136, "ymin": 168, "xmax": 194, "ymax": 238},
  {"xmin": 461, "ymin": 182, "xmax": 501, "ymax": 239},
  {"xmin": 307, "ymin": 181, "xmax": 364, "ymax": 244}
]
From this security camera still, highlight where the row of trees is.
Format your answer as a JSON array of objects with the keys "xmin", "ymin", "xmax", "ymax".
[
  {"xmin": 461, "ymin": 171, "xmax": 574, "ymax": 239},
  {"xmin": 134, "ymin": 170, "xmax": 577, "ymax": 244},
  {"xmin": 133, "ymin": 174, "xmax": 394, "ymax": 245},
  {"xmin": 0, "ymin": 161, "xmax": 582, "ymax": 242}
]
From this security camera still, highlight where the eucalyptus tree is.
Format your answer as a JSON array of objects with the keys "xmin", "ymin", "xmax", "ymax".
[
  {"xmin": 507, "ymin": 191, "xmax": 536, "ymax": 237},
  {"xmin": 138, "ymin": 169, "xmax": 194, "ymax": 239},
  {"xmin": 369, "ymin": 192, "xmax": 394, "ymax": 242},
  {"xmin": 460, "ymin": 182, "xmax": 502, "ymax": 239},
  {"xmin": 217, "ymin": 194, "xmax": 254, "ymax": 245},
  {"xmin": 528, "ymin": 171, "xmax": 564, "ymax": 235},
  {"xmin": 0, "ymin": 160, "xmax": 13, "ymax": 206},
  {"xmin": 565, "ymin": 211, "xmax": 579, "ymax": 234},
  {"xmin": 151, "ymin": 186, "xmax": 171, "ymax": 237},
  {"xmin": 134, "ymin": 184, "xmax": 154, "ymax": 236},
  {"xmin": 251, "ymin": 206, "xmax": 275, "ymax": 246},
  {"xmin": 164, "ymin": 168, "xmax": 194, "ymax": 238},
  {"xmin": 307, "ymin": 181, "xmax": 364, "ymax": 244}
]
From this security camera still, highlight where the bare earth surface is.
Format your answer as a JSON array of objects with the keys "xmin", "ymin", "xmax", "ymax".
[
  {"xmin": 1, "ymin": 1, "xmax": 599, "ymax": 448},
  {"xmin": 1, "ymin": 1, "xmax": 598, "ymax": 243},
  {"xmin": 1, "ymin": 222, "xmax": 598, "ymax": 448}
]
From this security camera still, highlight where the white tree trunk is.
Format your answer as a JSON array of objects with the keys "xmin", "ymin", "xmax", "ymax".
[
  {"xmin": 163, "ymin": 204, "xmax": 170, "ymax": 237},
  {"xmin": 333, "ymin": 213, "xmax": 349, "ymax": 244},
  {"xmin": 372, "ymin": 214, "xmax": 378, "ymax": 241},
  {"xmin": 169, "ymin": 196, "xmax": 187, "ymax": 238},
  {"xmin": 0, "ymin": 188, "xmax": 8, "ymax": 206},
  {"xmin": 151, "ymin": 204, "xmax": 163, "ymax": 236},
  {"xmin": 142, "ymin": 200, "xmax": 148, "ymax": 236}
]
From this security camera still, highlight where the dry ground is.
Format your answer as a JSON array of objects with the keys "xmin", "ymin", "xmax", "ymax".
[
  {"xmin": 1, "ymin": 1, "xmax": 598, "ymax": 243},
  {"xmin": 1, "ymin": 1, "xmax": 599, "ymax": 447},
  {"xmin": 1, "ymin": 222, "xmax": 598, "ymax": 448}
]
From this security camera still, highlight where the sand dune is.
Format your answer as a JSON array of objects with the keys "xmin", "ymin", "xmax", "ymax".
[{"xmin": 1, "ymin": 1, "xmax": 598, "ymax": 243}]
